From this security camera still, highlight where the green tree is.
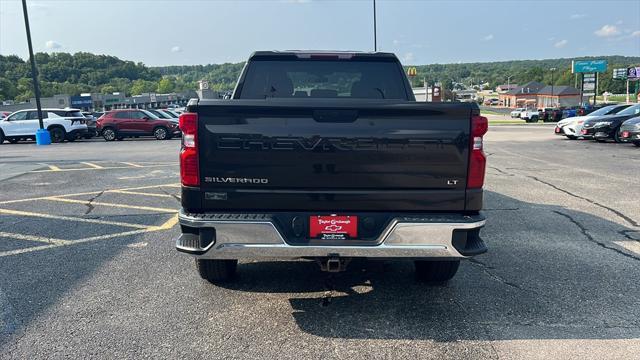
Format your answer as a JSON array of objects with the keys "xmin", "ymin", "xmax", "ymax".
[
  {"xmin": 130, "ymin": 79, "xmax": 157, "ymax": 95},
  {"xmin": 156, "ymin": 77, "xmax": 176, "ymax": 93}
]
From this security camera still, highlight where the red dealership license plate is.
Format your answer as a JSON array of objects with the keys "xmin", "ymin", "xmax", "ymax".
[
  {"xmin": 622, "ymin": 131, "xmax": 630, "ymax": 138},
  {"xmin": 309, "ymin": 215, "xmax": 358, "ymax": 240}
]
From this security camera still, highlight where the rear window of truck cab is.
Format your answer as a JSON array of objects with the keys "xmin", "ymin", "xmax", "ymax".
[{"xmin": 238, "ymin": 59, "xmax": 408, "ymax": 99}]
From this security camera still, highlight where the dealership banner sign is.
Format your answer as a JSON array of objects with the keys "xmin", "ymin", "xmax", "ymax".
[{"xmin": 572, "ymin": 60, "xmax": 607, "ymax": 73}]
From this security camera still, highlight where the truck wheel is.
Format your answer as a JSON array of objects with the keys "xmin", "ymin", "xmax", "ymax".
[
  {"xmin": 195, "ymin": 259, "xmax": 237, "ymax": 283},
  {"xmin": 414, "ymin": 260, "xmax": 460, "ymax": 283},
  {"xmin": 0, "ymin": 130, "xmax": 4, "ymax": 144},
  {"xmin": 566, "ymin": 135, "xmax": 577, "ymax": 140}
]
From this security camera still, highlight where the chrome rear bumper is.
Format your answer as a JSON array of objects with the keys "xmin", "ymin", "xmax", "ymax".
[{"xmin": 177, "ymin": 211, "xmax": 486, "ymax": 259}]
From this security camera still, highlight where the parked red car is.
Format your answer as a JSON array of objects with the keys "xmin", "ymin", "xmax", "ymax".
[{"xmin": 97, "ymin": 109, "xmax": 180, "ymax": 141}]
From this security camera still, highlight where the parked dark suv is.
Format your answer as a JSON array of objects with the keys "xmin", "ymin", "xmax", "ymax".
[{"xmin": 97, "ymin": 109, "xmax": 180, "ymax": 141}]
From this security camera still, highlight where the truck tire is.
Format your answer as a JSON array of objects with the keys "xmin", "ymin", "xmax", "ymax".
[
  {"xmin": 414, "ymin": 260, "xmax": 460, "ymax": 283},
  {"xmin": 0, "ymin": 130, "xmax": 4, "ymax": 144},
  {"xmin": 195, "ymin": 259, "xmax": 237, "ymax": 283}
]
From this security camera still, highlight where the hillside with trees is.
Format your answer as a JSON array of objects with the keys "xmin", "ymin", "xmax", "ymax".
[{"xmin": 1, "ymin": 52, "xmax": 638, "ymax": 102}]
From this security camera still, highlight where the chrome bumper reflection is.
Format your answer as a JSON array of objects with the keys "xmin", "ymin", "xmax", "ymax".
[{"xmin": 177, "ymin": 211, "xmax": 486, "ymax": 259}]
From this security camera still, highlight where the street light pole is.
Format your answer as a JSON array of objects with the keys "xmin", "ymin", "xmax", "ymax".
[
  {"xmin": 21, "ymin": 0, "xmax": 50, "ymax": 145},
  {"xmin": 550, "ymin": 67, "xmax": 556, "ymax": 108},
  {"xmin": 373, "ymin": 0, "xmax": 377, "ymax": 51}
]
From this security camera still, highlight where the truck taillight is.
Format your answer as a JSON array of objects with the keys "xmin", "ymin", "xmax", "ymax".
[
  {"xmin": 467, "ymin": 115, "xmax": 488, "ymax": 189},
  {"xmin": 179, "ymin": 112, "xmax": 199, "ymax": 187}
]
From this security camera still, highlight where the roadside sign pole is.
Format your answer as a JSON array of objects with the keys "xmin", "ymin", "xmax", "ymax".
[
  {"xmin": 593, "ymin": 73, "xmax": 597, "ymax": 106},
  {"xmin": 626, "ymin": 79, "xmax": 630, "ymax": 104},
  {"xmin": 21, "ymin": 0, "xmax": 50, "ymax": 145}
]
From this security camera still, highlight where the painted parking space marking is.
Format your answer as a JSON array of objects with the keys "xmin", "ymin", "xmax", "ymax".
[
  {"xmin": 108, "ymin": 190, "xmax": 175, "ymax": 198},
  {"xmin": 30, "ymin": 163, "xmax": 173, "ymax": 173},
  {"xmin": 81, "ymin": 162, "xmax": 104, "ymax": 169},
  {"xmin": 45, "ymin": 197, "xmax": 177, "ymax": 213},
  {"xmin": 0, "ymin": 208, "xmax": 151, "ymax": 229},
  {"xmin": 120, "ymin": 162, "xmax": 144, "ymax": 168},
  {"xmin": 0, "ymin": 183, "xmax": 180, "ymax": 205},
  {"xmin": 0, "ymin": 183, "xmax": 181, "ymax": 258},
  {"xmin": 46, "ymin": 164, "xmax": 61, "ymax": 171},
  {"xmin": 0, "ymin": 232, "xmax": 71, "ymax": 246}
]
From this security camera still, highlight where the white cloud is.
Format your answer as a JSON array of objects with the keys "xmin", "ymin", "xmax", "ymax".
[
  {"xmin": 401, "ymin": 52, "xmax": 414, "ymax": 63},
  {"xmin": 594, "ymin": 24, "xmax": 620, "ymax": 37},
  {"xmin": 570, "ymin": 14, "xmax": 586, "ymax": 20},
  {"xmin": 631, "ymin": 30, "xmax": 640, "ymax": 38},
  {"xmin": 45, "ymin": 40, "xmax": 62, "ymax": 50},
  {"xmin": 170, "ymin": 46, "xmax": 182, "ymax": 53},
  {"xmin": 554, "ymin": 39, "xmax": 568, "ymax": 48},
  {"xmin": 482, "ymin": 34, "xmax": 494, "ymax": 41}
]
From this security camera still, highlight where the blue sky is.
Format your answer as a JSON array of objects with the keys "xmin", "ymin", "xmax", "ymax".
[{"xmin": 1, "ymin": 0, "xmax": 639, "ymax": 66}]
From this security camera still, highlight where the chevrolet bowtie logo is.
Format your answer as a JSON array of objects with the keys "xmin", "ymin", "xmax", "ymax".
[{"xmin": 324, "ymin": 225, "xmax": 343, "ymax": 232}]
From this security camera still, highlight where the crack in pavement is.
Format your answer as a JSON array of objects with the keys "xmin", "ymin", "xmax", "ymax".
[
  {"xmin": 160, "ymin": 189, "xmax": 181, "ymax": 204},
  {"xmin": 487, "ymin": 166, "xmax": 514, "ymax": 177},
  {"xmin": 83, "ymin": 191, "xmax": 105, "ymax": 215},
  {"xmin": 468, "ymin": 258, "xmax": 534, "ymax": 293},
  {"xmin": 553, "ymin": 210, "xmax": 640, "ymax": 262},
  {"xmin": 619, "ymin": 230, "xmax": 640, "ymax": 242},
  {"xmin": 529, "ymin": 175, "xmax": 639, "ymax": 227},
  {"xmin": 491, "ymin": 166, "xmax": 639, "ymax": 228}
]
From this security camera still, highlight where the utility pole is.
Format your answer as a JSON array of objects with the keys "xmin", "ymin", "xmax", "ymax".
[
  {"xmin": 21, "ymin": 0, "xmax": 50, "ymax": 145},
  {"xmin": 626, "ymin": 79, "xmax": 630, "ymax": 104},
  {"xmin": 373, "ymin": 0, "xmax": 377, "ymax": 51}
]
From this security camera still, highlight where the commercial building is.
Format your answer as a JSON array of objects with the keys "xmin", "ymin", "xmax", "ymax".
[
  {"xmin": 536, "ymin": 86, "xmax": 581, "ymax": 108},
  {"xmin": 0, "ymin": 91, "xmax": 196, "ymax": 113},
  {"xmin": 499, "ymin": 81, "xmax": 545, "ymax": 108}
]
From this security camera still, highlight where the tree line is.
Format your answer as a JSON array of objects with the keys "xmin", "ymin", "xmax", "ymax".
[
  {"xmin": 1, "ymin": 52, "xmax": 638, "ymax": 102},
  {"xmin": 404, "ymin": 55, "xmax": 640, "ymax": 93}
]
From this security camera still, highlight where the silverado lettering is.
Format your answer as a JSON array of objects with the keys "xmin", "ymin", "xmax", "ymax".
[{"xmin": 216, "ymin": 136, "xmax": 449, "ymax": 151}]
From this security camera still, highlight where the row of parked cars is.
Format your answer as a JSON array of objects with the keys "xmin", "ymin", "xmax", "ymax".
[
  {"xmin": 0, "ymin": 107, "xmax": 185, "ymax": 144},
  {"xmin": 554, "ymin": 103, "xmax": 640, "ymax": 146},
  {"xmin": 510, "ymin": 105, "xmax": 609, "ymax": 123}
]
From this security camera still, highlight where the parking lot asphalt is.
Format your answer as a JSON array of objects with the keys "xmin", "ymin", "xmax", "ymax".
[{"xmin": 1, "ymin": 128, "xmax": 639, "ymax": 359}]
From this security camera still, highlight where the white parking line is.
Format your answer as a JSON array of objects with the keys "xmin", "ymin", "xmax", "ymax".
[
  {"xmin": 0, "ymin": 208, "xmax": 151, "ymax": 229},
  {"xmin": 45, "ymin": 197, "xmax": 178, "ymax": 213},
  {"xmin": 0, "ymin": 232, "xmax": 71, "ymax": 245},
  {"xmin": 120, "ymin": 162, "xmax": 144, "ymax": 168},
  {"xmin": 81, "ymin": 162, "xmax": 104, "ymax": 169},
  {"xmin": 0, "ymin": 214, "xmax": 178, "ymax": 257}
]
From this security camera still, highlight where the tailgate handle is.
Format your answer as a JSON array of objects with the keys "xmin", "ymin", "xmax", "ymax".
[{"xmin": 312, "ymin": 110, "xmax": 358, "ymax": 123}]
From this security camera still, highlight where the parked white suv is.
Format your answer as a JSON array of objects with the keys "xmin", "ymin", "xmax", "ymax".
[
  {"xmin": 0, "ymin": 108, "xmax": 89, "ymax": 144},
  {"xmin": 510, "ymin": 107, "xmax": 526, "ymax": 118},
  {"xmin": 519, "ymin": 109, "xmax": 540, "ymax": 123}
]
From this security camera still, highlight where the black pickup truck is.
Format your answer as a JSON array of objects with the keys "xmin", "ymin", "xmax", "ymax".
[{"xmin": 176, "ymin": 51, "xmax": 488, "ymax": 284}]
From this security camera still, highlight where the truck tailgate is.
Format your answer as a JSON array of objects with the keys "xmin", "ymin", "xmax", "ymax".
[{"xmin": 193, "ymin": 99, "xmax": 473, "ymax": 212}]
